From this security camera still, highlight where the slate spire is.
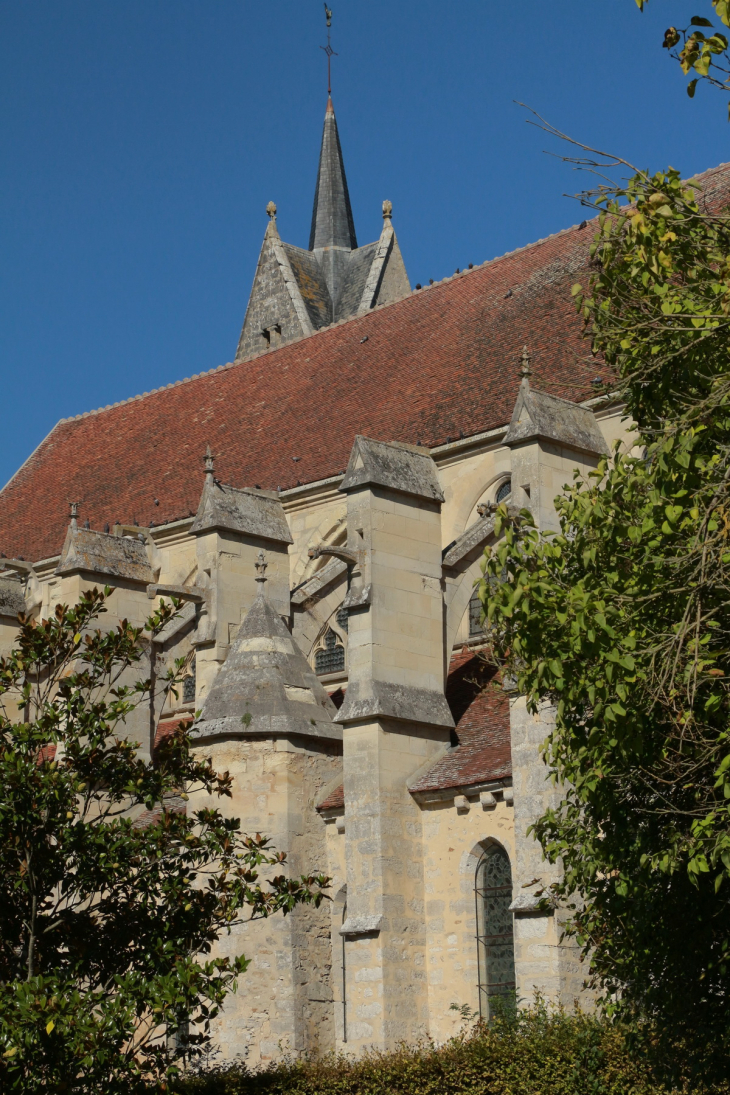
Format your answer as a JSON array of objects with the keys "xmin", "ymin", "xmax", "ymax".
[{"xmin": 309, "ymin": 97, "xmax": 357, "ymax": 253}]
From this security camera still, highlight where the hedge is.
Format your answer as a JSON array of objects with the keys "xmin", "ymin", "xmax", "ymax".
[{"xmin": 177, "ymin": 1004, "xmax": 730, "ymax": 1095}]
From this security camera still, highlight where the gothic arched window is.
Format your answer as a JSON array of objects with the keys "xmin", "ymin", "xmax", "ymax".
[
  {"xmin": 475, "ymin": 844, "xmax": 516, "ymax": 1019},
  {"xmin": 314, "ymin": 628, "xmax": 345, "ymax": 675},
  {"xmin": 469, "ymin": 588, "xmax": 484, "ymax": 637},
  {"xmin": 495, "ymin": 479, "xmax": 512, "ymax": 504},
  {"xmin": 182, "ymin": 654, "xmax": 196, "ymax": 704}
]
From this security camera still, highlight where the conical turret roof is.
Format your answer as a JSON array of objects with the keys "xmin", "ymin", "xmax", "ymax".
[
  {"xmin": 193, "ymin": 583, "xmax": 341, "ymax": 743},
  {"xmin": 309, "ymin": 97, "xmax": 357, "ymax": 252}
]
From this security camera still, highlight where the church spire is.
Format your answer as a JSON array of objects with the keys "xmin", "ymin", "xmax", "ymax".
[{"xmin": 308, "ymin": 97, "xmax": 357, "ymax": 253}]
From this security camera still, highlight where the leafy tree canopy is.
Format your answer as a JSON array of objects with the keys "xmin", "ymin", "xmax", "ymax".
[
  {"xmin": 480, "ymin": 159, "xmax": 730, "ymax": 1065},
  {"xmin": 636, "ymin": 0, "xmax": 730, "ymax": 112},
  {"xmin": 0, "ymin": 588, "xmax": 328, "ymax": 1094}
]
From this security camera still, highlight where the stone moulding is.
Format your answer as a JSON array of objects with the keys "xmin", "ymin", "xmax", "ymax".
[
  {"xmin": 408, "ymin": 777, "xmax": 511, "ymax": 805},
  {"xmin": 339, "ymin": 915, "xmax": 385, "ymax": 937},
  {"xmin": 334, "ymin": 679, "xmax": 454, "ymax": 729},
  {"xmin": 192, "ymin": 712, "xmax": 341, "ymax": 742},
  {"xmin": 509, "ymin": 893, "xmax": 552, "ymax": 916},
  {"xmin": 341, "ymin": 582, "xmax": 371, "ymax": 609}
]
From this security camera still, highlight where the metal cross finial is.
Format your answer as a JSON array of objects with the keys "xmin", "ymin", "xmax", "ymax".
[
  {"xmin": 255, "ymin": 550, "xmax": 268, "ymax": 585},
  {"xmin": 204, "ymin": 444, "xmax": 214, "ymax": 481},
  {"xmin": 520, "ymin": 345, "xmax": 532, "ymax": 378},
  {"xmin": 321, "ymin": 4, "xmax": 337, "ymax": 95},
  {"xmin": 69, "ymin": 501, "xmax": 80, "ymax": 529}
]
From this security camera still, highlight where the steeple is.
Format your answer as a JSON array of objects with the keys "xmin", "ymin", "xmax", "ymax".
[
  {"xmin": 309, "ymin": 97, "xmax": 358, "ymax": 254},
  {"xmin": 234, "ymin": 98, "xmax": 410, "ymax": 362}
]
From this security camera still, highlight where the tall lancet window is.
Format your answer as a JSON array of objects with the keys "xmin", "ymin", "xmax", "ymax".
[
  {"xmin": 182, "ymin": 654, "xmax": 196, "ymax": 705},
  {"xmin": 475, "ymin": 844, "xmax": 516, "ymax": 1019},
  {"xmin": 469, "ymin": 588, "xmax": 485, "ymax": 637}
]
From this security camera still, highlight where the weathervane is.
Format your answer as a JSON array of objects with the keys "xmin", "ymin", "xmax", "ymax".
[{"xmin": 321, "ymin": 4, "xmax": 337, "ymax": 95}]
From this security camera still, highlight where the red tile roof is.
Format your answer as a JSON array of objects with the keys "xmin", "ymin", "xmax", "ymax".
[
  {"xmin": 409, "ymin": 648, "xmax": 511, "ymax": 794},
  {"xmin": 316, "ymin": 784, "xmax": 345, "ymax": 813},
  {"xmin": 4, "ymin": 161, "xmax": 730, "ymax": 564}
]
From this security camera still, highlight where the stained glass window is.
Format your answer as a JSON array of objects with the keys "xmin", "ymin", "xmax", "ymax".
[
  {"xmin": 496, "ymin": 479, "xmax": 512, "ymax": 504},
  {"xmin": 183, "ymin": 656, "xmax": 196, "ymax": 704},
  {"xmin": 315, "ymin": 628, "xmax": 345, "ymax": 675},
  {"xmin": 336, "ymin": 606, "xmax": 349, "ymax": 633},
  {"xmin": 469, "ymin": 588, "xmax": 484, "ymax": 637},
  {"xmin": 475, "ymin": 844, "xmax": 516, "ymax": 1019}
]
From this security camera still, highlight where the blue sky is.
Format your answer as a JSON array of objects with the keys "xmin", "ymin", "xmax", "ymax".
[{"xmin": 1, "ymin": 0, "xmax": 726, "ymax": 488}]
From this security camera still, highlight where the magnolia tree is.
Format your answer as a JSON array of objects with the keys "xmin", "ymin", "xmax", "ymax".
[
  {"xmin": 0, "ymin": 588, "xmax": 328, "ymax": 1094},
  {"xmin": 480, "ymin": 162, "xmax": 730, "ymax": 1062}
]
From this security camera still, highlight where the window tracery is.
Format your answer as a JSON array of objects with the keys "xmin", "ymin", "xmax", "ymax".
[
  {"xmin": 314, "ymin": 627, "xmax": 345, "ymax": 675},
  {"xmin": 495, "ymin": 479, "xmax": 512, "ymax": 504}
]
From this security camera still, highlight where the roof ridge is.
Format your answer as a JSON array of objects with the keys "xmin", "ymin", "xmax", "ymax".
[
  {"xmin": 52, "ymin": 159, "xmax": 730, "ymax": 426},
  {"xmin": 60, "ymin": 219, "xmax": 594, "ymax": 423}
]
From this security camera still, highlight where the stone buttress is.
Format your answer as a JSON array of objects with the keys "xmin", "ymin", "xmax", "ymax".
[
  {"xmin": 330, "ymin": 436, "xmax": 454, "ymax": 1051},
  {"xmin": 503, "ymin": 363, "xmax": 608, "ymax": 1007},
  {"xmin": 191, "ymin": 562, "xmax": 342, "ymax": 1065}
]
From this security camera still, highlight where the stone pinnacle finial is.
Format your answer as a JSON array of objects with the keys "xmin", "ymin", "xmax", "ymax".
[
  {"xmin": 520, "ymin": 345, "xmax": 532, "ymax": 381},
  {"xmin": 255, "ymin": 550, "xmax": 268, "ymax": 587},
  {"xmin": 266, "ymin": 201, "xmax": 277, "ymax": 220},
  {"xmin": 382, "ymin": 199, "xmax": 393, "ymax": 221},
  {"xmin": 204, "ymin": 445, "xmax": 214, "ymax": 482},
  {"xmin": 69, "ymin": 501, "xmax": 80, "ymax": 529}
]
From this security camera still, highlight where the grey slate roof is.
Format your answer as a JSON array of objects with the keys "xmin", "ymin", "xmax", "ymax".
[
  {"xmin": 309, "ymin": 97, "xmax": 357, "ymax": 252},
  {"xmin": 193, "ymin": 584, "xmax": 341, "ymax": 743},
  {"xmin": 284, "ymin": 244, "xmax": 333, "ymax": 329},
  {"xmin": 335, "ymin": 243, "xmax": 379, "ymax": 320}
]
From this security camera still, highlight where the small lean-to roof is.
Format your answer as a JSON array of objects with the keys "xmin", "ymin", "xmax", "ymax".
[
  {"xmin": 409, "ymin": 649, "xmax": 511, "ymax": 796},
  {"xmin": 3, "ymin": 160, "xmax": 730, "ymax": 565}
]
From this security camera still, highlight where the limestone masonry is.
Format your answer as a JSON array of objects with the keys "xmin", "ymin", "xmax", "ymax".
[{"xmin": 2, "ymin": 95, "xmax": 730, "ymax": 1062}]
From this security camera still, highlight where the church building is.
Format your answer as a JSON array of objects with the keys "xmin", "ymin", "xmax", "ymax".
[{"xmin": 2, "ymin": 91, "xmax": 729, "ymax": 1063}]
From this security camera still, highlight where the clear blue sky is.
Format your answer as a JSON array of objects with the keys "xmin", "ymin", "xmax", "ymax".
[{"xmin": 0, "ymin": 0, "xmax": 726, "ymax": 488}]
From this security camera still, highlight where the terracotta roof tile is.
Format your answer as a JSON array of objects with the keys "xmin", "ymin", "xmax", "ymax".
[
  {"xmin": 316, "ymin": 784, "xmax": 345, "ymax": 812},
  {"xmin": 4, "ymin": 161, "xmax": 729, "ymax": 564},
  {"xmin": 409, "ymin": 649, "xmax": 511, "ymax": 794}
]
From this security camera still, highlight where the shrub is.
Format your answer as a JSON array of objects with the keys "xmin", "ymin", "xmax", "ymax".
[{"xmin": 176, "ymin": 1003, "xmax": 730, "ymax": 1095}]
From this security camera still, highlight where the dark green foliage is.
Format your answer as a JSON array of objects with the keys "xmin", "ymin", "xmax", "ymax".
[
  {"xmin": 480, "ymin": 162, "xmax": 730, "ymax": 1064},
  {"xmin": 176, "ymin": 1005, "xmax": 727, "ymax": 1095},
  {"xmin": 0, "ymin": 588, "xmax": 328, "ymax": 1094}
]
